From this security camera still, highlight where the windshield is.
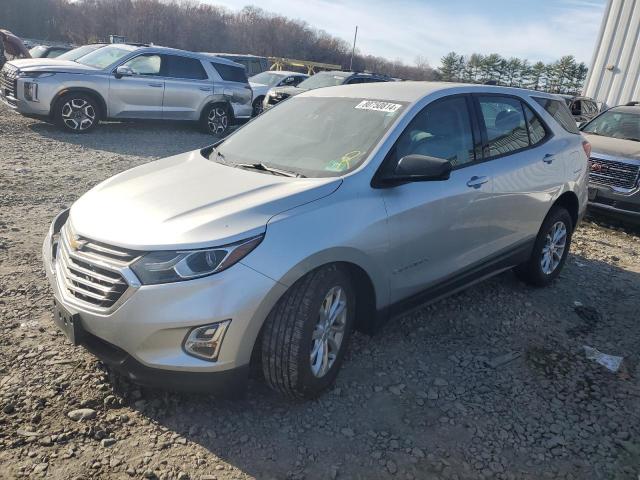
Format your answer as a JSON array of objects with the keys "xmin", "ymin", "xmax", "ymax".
[
  {"xmin": 58, "ymin": 45, "xmax": 101, "ymax": 61},
  {"xmin": 29, "ymin": 46, "xmax": 48, "ymax": 58},
  {"xmin": 582, "ymin": 110, "xmax": 640, "ymax": 142},
  {"xmin": 297, "ymin": 72, "xmax": 349, "ymax": 90},
  {"xmin": 211, "ymin": 97, "xmax": 406, "ymax": 177},
  {"xmin": 76, "ymin": 45, "xmax": 135, "ymax": 69},
  {"xmin": 250, "ymin": 71, "xmax": 287, "ymax": 87}
]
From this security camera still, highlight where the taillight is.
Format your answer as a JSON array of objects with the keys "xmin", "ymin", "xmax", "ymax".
[{"xmin": 582, "ymin": 140, "xmax": 591, "ymax": 158}]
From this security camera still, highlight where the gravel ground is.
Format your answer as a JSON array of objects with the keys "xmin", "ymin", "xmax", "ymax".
[{"xmin": 1, "ymin": 106, "xmax": 639, "ymax": 480}]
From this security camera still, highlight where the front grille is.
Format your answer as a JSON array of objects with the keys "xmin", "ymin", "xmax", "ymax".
[
  {"xmin": 1, "ymin": 64, "xmax": 18, "ymax": 106},
  {"xmin": 589, "ymin": 157, "xmax": 640, "ymax": 190},
  {"xmin": 57, "ymin": 223, "xmax": 140, "ymax": 310}
]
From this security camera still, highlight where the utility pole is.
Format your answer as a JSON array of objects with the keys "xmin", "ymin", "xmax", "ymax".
[{"xmin": 349, "ymin": 26, "xmax": 358, "ymax": 71}]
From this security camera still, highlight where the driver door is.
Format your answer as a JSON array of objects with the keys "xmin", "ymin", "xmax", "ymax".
[
  {"xmin": 109, "ymin": 53, "xmax": 165, "ymax": 119},
  {"xmin": 379, "ymin": 95, "xmax": 494, "ymax": 304}
]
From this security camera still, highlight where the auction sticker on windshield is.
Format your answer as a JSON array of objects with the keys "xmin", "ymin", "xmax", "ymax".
[{"xmin": 355, "ymin": 100, "xmax": 402, "ymax": 113}]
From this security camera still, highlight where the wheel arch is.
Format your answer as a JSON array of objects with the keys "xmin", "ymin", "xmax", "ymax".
[
  {"xmin": 51, "ymin": 88, "xmax": 107, "ymax": 120},
  {"xmin": 199, "ymin": 98, "xmax": 235, "ymax": 124},
  {"xmin": 551, "ymin": 190, "xmax": 580, "ymax": 230},
  {"xmin": 246, "ymin": 257, "xmax": 381, "ymax": 370}
]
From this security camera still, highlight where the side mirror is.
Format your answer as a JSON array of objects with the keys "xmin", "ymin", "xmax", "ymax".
[
  {"xmin": 114, "ymin": 65, "xmax": 133, "ymax": 79},
  {"xmin": 379, "ymin": 154, "xmax": 453, "ymax": 186}
]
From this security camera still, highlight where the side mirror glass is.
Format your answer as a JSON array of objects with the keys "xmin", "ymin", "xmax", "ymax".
[
  {"xmin": 115, "ymin": 65, "xmax": 133, "ymax": 78},
  {"xmin": 378, "ymin": 154, "xmax": 452, "ymax": 186}
]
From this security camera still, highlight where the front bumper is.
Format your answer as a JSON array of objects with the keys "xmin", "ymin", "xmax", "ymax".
[
  {"xmin": 42, "ymin": 215, "xmax": 287, "ymax": 392},
  {"xmin": 588, "ymin": 185, "xmax": 640, "ymax": 220},
  {"xmin": 0, "ymin": 77, "xmax": 53, "ymax": 116}
]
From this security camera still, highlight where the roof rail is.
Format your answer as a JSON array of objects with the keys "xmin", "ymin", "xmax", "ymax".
[{"xmin": 625, "ymin": 101, "xmax": 639, "ymax": 106}]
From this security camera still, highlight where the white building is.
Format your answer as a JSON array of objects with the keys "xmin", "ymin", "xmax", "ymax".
[{"xmin": 583, "ymin": 0, "xmax": 640, "ymax": 107}]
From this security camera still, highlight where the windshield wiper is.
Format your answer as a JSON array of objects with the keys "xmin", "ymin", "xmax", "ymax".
[
  {"xmin": 209, "ymin": 147, "xmax": 228, "ymax": 164},
  {"xmin": 623, "ymin": 137, "xmax": 640, "ymax": 142},
  {"xmin": 234, "ymin": 162, "xmax": 306, "ymax": 178}
]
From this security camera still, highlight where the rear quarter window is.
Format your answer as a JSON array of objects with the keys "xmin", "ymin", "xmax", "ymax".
[
  {"xmin": 533, "ymin": 97, "xmax": 580, "ymax": 134},
  {"xmin": 212, "ymin": 62, "xmax": 248, "ymax": 83}
]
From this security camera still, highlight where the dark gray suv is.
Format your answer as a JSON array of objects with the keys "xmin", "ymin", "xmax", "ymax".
[{"xmin": 263, "ymin": 71, "xmax": 392, "ymax": 110}]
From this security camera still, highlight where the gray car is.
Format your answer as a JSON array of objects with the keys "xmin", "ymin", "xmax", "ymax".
[
  {"xmin": 580, "ymin": 103, "xmax": 640, "ymax": 222},
  {"xmin": 42, "ymin": 82, "xmax": 588, "ymax": 399},
  {"xmin": 0, "ymin": 44, "xmax": 253, "ymax": 134}
]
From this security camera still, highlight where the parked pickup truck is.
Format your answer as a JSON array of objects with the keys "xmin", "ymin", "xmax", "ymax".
[{"xmin": 0, "ymin": 44, "xmax": 253, "ymax": 134}]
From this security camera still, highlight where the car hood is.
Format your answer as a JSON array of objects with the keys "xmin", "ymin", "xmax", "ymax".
[
  {"xmin": 69, "ymin": 149, "xmax": 341, "ymax": 250},
  {"xmin": 8, "ymin": 58, "xmax": 99, "ymax": 74},
  {"xmin": 270, "ymin": 85, "xmax": 306, "ymax": 97},
  {"xmin": 250, "ymin": 81, "xmax": 270, "ymax": 97},
  {"xmin": 583, "ymin": 133, "xmax": 640, "ymax": 161}
]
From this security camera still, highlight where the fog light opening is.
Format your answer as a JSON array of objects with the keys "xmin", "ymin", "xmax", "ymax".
[{"xmin": 183, "ymin": 320, "xmax": 231, "ymax": 361}]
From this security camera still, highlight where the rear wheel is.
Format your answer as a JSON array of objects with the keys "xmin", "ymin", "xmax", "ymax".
[
  {"xmin": 261, "ymin": 264, "xmax": 355, "ymax": 399},
  {"xmin": 201, "ymin": 103, "xmax": 230, "ymax": 136},
  {"xmin": 515, "ymin": 206, "xmax": 573, "ymax": 286},
  {"xmin": 54, "ymin": 93, "xmax": 99, "ymax": 133}
]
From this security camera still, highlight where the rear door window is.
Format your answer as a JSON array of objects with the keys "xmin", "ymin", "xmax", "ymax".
[
  {"xmin": 163, "ymin": 55, "xmax": 207, "ymax": 80},
  {"xmin": 533, "ymin": 97, "xmax": 580, "ymax": 134},
  {"xmin": 478, "ymin": 96, "xmax": 529, "ymax": 157}
]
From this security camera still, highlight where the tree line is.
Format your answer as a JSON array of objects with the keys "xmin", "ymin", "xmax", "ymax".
[
  {"xmin": 439, "ymin": 52, "xmax": 588, "ymax": 95},
  {"xmin": 0, "ymin": 0, "xmax": 438, "ymax": 80},
  {"xmin": 0, "ymin": 0, "xmax": 588, "ymax": 92}
]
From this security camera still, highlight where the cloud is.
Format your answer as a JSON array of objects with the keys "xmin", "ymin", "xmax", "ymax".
[{"xmin": 209, "ymin": 0, "xmax": 606, "ymax": 66}]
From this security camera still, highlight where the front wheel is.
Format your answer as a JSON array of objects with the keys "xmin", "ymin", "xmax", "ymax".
[
  {"xmin": 261, "ymin": 264, "xmax": 355, "ymax": 399},
  {"xmin": 514, "ymin": 206, "xmax": 573, "ymax": 287},
  {"xmin": 252, "ymin": 97, "xmax": 264, "ymax": 117},
  {"xmin": 54, "ymin": 93, "xmax": 99, "ymax": 133},
  {"xmin": 201, "ymin": 103, "xmax": 230, "ymax": 136}
]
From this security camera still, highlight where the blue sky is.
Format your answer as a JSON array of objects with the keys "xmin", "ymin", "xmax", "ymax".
[{"xmin": 207, "ymin": 0, "xmax": 606, "ymax": 66}]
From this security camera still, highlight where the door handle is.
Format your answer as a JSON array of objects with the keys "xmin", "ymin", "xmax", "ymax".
[
  {"xmin": 148, "ymin": 82, "xmax": 163, "ymax": 88},
  {"xmin": 543, "ymin": 153, "xmax": 555, "ymax": 164},
  {"xmin": 199, "ymin": 86, "xmax": 212, "ymax": 92},
  {"xmin": 466, "ymin": 176, "xmax": 489, "ymax": 189}
]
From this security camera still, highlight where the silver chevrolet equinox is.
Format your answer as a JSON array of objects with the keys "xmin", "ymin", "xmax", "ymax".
[
  {"xmin": 0, "ymin": 44, "xmax": 252, "ymax": 134},
  {"xmin": 43, "ymin": 82, "xmax": 589, "ymax": 399}
]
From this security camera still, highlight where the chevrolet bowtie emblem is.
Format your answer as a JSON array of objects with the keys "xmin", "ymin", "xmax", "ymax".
[{"xmin": 69, "ymin": 235, "xmax": 87, "ymax": 251}]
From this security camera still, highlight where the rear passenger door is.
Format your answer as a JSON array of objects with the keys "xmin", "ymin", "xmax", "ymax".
[
  {"xmin": 161, "ymin": 54, "xmax": 211, "ymax": 120},
  {"xmin": 380, "ymin": 95, "xmax": 494, "ymax": 303},
  {"xmin": 474, "ymin": 94, "xmax": 563, "ymax": 254}
]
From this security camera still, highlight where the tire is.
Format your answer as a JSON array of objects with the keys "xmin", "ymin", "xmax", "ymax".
[
  {"xmin": 201, "ymin": 103, "xmax": 230, "ymax": 136},
  {"xmin": 261, "ymin": 264, "xmax": 355, "ymax": 399},
  {"xmin": 514, "ymin": 206, "xmax": 573, "ymax": 287},
  {"xmin": 252, "ymin": 97, "xmax": 264, "ymax": 117},
  {"xmin": 54, "ymin": 93, "xmax": 100, "ymax": 133}
]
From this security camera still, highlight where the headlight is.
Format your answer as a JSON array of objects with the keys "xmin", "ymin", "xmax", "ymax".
[
  {"xmin": 24, "ymin": 82, "xmax": 38, "ymax": 101},
  {"xmin": 17, "ymin": 71, "xmax": 55, "ymax": 79},
  {"xmin": 130, "ymin": 235, "xmax": 263, "ymax": 285}
]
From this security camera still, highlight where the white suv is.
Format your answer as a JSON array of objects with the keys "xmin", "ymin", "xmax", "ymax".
[{"xmin": 43, "ymin": 82, "xmax": 589, "ymax": 399}]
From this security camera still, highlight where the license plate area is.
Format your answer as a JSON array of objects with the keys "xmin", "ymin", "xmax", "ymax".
[{"xmin": 53, "ymin": 300, "xmax": 83, "ymax": 345}]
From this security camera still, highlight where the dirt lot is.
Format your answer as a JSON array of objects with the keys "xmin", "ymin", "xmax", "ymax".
[{"xmin": 1, "ymin": 105, "xmax": 639, "ymax": 480}]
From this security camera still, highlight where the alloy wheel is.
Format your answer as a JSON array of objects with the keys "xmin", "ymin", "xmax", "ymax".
[
  {"xmin": 207, "ymin": 107, "xmax": 228, "ymax": 135},
  {"xmin": 310, "ymin": 286, "xmax": 347, "ymax": 378},
  {"xmin": 540, "ymin": 221, "xmax": 567, "ymax": 275},
  {"xmin": 61, "ymin": 98, "xmax": 96, "ymax": 131}
]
